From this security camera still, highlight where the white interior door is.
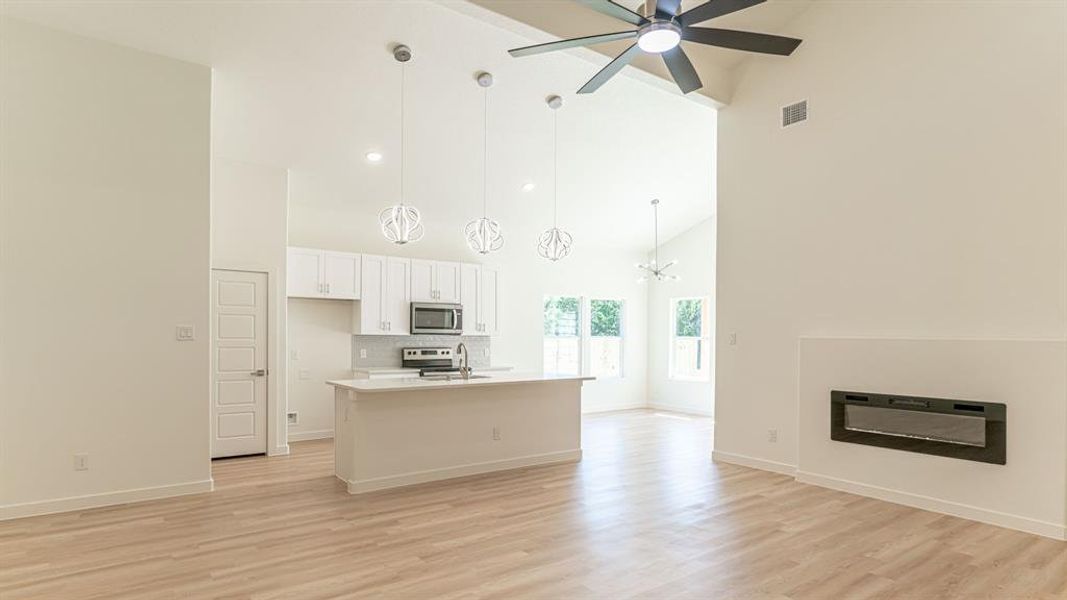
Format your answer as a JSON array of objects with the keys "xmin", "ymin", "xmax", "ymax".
[{"xmin": 211, "ymin": 269, "xmax": 268, "ymax": 458}]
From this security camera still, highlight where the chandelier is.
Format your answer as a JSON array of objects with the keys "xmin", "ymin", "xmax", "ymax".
[
  {"xmin": 636, "ymin": 199, "xmax": 679, "ymax": 282},
  {"xmin": 378, "ymin": 44, "xmax": 424, "ymax": 245},
  {"xmin": 465, "ymin": 72, "xmax": 503, "ymax": 254},
  {"xmin": 537, "ymin": 95, "xmax": 573, "ymax": 262}
]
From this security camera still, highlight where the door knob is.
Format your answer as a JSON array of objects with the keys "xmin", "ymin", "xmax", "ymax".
[{"xmin": 251, "ymin": 369, "xmax": 266, "ymax": 377}]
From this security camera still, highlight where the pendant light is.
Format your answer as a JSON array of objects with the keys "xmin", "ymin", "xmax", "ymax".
[
  {"xmin": 636, "ymin": 199, "xmax": 679, "ymax": 282},
  {"xmin": 537, "ymin": 95, "xmax": 574, "ymax": 262},
  {"xmin": 465, "ymin": 72, "xmax": 504, "ymax": 254},
  {"xmin": 378, "ymin": 44, "xmax": 424, "ymax": 245}
]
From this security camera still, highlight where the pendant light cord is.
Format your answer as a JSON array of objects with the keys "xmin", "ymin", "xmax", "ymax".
[
  {"xmin": 400, "ymin": 61, "xmax": 406, "ymax": 207},
  {"xmin": 552, "ymin": 110, "xmax": 559, "ymax": 228},
  {"xmin": 483, "ymin": 86, "xmax": 488, "ymax": 218},
  {"xmin": 654, "ymin": 201, "xmax": 659, "ymax": 266}
]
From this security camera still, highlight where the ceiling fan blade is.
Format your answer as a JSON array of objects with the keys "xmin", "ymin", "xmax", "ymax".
[
  {"xmin": 509, "ymin": 31, "xmax": 638, "ymax": 58},
  {"xmin": 576, "ymin": 0, "xmax": 649, "ymax": 26},
  {"xmin": 662, "ymin": 46, "xmax": 703, "ymax": 94},
  {"xmin": 655, "ymin": 0, "xmax": 683, "ymax": 18},
  {"xmin": 578, "ymin": 44, "xmax": 642, "ymax": 94},
  {"xmin": 682, "ymin": 27, "xmax": 802, "ymax": 55},
  {"xmin": 677, "ymin": 0, "xmax": 766, "ymax": 27}
]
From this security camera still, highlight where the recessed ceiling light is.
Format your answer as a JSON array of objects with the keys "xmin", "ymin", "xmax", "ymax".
[
  {"xmin": 365, "ymin": 151, "xmax": 383, "ymax": 163},
  {"xmin": 521, "ymin": 182, "xmax": 536, "ymax": 192}
]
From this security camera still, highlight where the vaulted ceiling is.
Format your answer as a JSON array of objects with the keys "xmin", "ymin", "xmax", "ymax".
[{"xmin": 468, "ymin": 0, "xmax": 813, "ymax": 104}]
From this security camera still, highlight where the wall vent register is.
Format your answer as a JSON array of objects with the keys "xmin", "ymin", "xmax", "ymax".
[
  {"xmin": 782, "ymin": 100, "xmax": 808, "ymax": 127},
  {"xmin": 830, "ymin": 390, "xmax": 1006, "ymax": 465}
]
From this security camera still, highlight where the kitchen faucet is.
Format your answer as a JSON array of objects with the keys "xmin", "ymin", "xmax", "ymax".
[{"xmin": 456, "ymin": 343, "xmax": 472, "ymax": 380}]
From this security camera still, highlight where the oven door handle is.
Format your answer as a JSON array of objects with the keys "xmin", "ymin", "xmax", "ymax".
[{"xmin": 453, "ymin": 308, "xmax": 461, "ymax": 331}]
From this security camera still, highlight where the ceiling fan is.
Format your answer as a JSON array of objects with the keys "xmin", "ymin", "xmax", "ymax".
[{"xmin": 508, "ymin": 0, "xmax": 802, "ymax": 95}]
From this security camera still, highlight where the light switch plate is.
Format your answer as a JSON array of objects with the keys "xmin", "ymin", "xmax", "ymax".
[
  {"xmin": 176, "ymin": 325, "xmax": 195, "ymax": 341},
  {"xmin": 359, "ymin": 348, "xmax": 368, "ymax": 359}
]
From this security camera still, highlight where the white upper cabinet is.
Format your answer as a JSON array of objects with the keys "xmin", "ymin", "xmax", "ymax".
[
  {"xmin": 323, "ymin": 252, "xmax": 361, "ymax": 299},
  {"xmin": 410, "ymin": 259, "xmax": 436, "ymax": 303},
  {"xmin": 287, "ymin": 247, "xmax": 324, "ymax": 298},
  {"xmin": 460, "ymin": 263, "xmax": 481, "ymax": 336},
  {"xmin": 436, "ymin": 262, "xmax": 462, "ymax": 304},
  {"xmin": 480, "ymin": 266, "xmax": 500, "ymax": 336},
  {"xmin": 459, "ymin": 263, "xmax": 500, "ymax": 336},
  {"xmin": 287, "ymin": 247, "xmax": 360, "ymax": 299},
  {"xmin": 353, "ymin": 255, "xmax": 410, "ymax": 336},
  {"xmin": 411, "ymin": 259, "xmax": 462, "ymax": 303}
]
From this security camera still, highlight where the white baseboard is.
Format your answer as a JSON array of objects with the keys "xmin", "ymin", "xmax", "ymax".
[
  {"xmin": 288, "ymin": 429, "xmax": 333, "ymax": 442},
  {"xmin": 712, "ymin": 450, "xmax": 798, "ymax": 476},
  {"xmin": 345, "ymin": 449, "xmax": 582, "ymax": 494},
  {"xmin": 0, "ymin": 479, "xmax": 214, "ymax": 521},
  {"xmin": 796, "ymin": 471, "xmax": 1067, "ymax": 541},
  {"xmin": 647, "ymin": 402, "xmax": 714, "ymax": 417},
  {"xmin": 268, "ymin": 444, "xmax": 290, "ymax": 456}
]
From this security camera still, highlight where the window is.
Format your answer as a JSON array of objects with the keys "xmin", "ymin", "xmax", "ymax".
[
  {"xmin": 589, "ymin": 299, "xmax": 624, "ymax": 378},
  {"xmin": 543, "ymin": 296, "xmax": 581, "ymax": 376},
  {"xmin": 670, "ymin": 297, "xmax": 710, "ymax": 381}
]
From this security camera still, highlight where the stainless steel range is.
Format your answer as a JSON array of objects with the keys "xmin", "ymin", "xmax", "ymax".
[{"xmin": 402, "ymin": 347, "xmax": 456, "ymax": 376}]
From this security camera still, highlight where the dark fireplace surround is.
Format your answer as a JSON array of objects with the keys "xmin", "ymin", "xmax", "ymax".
[{"xmin": 830, "ymin": 390, "xmax": 1006, "ymax": 465}]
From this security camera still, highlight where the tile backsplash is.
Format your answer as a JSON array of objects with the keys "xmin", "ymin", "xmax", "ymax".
[{"xmin": 352, "ymin": 335, "xmax": 491, "ymax": 369}]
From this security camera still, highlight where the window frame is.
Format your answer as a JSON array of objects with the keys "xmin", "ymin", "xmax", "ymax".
[
  {"xmin": 668, "ymin": 296, "xmax": 711, "ymax": 382},
  {"xmin": 542, "ymin": 295, "xmax": 583, "ymax": 377},
  {"xmin": 587, "ymin": 297, "xmax": 625, "ymax": 380}
]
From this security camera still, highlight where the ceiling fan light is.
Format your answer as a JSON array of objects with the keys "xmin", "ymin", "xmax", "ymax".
[{"xmin": 637, "ymin": 23, "xmax": 681, "ymax": 54}]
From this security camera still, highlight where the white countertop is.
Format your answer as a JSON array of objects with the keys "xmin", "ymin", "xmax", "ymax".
[
  {"xmin": 327, "ymin": 372, "xmax": 594, "ymax": 393},
  {"xmin": 352, "ymin": 365, "xmax": 513, "ymax": 376}
]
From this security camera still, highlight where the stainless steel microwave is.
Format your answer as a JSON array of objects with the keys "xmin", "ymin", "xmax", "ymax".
[{"xmin": 410, "ymin": 302, "xmax": 463, "ymax": 335}]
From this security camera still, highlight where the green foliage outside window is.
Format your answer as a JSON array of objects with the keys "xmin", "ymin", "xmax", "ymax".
[
  {"xmin": 544, "ymin": 296, "xmax": 580, "ymax": 336},
  {"xmin": 675, "ymin": 299, "xmax": 703, "ymax": 337},
  {"xmin": 590, "ymin": 299, "xmax": 622, "ymax": 337}
]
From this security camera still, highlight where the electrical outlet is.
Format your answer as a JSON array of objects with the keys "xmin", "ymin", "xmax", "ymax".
[
  {"xmin": 359, "ymin": 348, "xmax": 368, "ymax": 359},
  {"xmin": 767, "ymin": 429, "xmax": 778, "ymax": 443},
  {"xmin": 175, "ymin": 325, "xmax": 195, "ymax": 341},
  {"xmin": 729, "ymin": 332, "xmax": 738, "ymax": 346},
  {"xmin": 287, "ymin": 412, "xmax": 299, "ymax": 425},
  {"xmin": 298, "ymin": 369, "xmax": 311, "ymax": 380},
  {"xmin": 73, "ymin": 453, "xmax": 89, "ymax": 471},
  {"xmin": 492, "ymin": 426, "xmax": 501, "ymax": 441}
]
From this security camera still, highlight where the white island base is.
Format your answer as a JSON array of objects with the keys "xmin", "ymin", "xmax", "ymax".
[{"xmin": 327, "ymin": 374, "xmax": 592, "ymax": 494}]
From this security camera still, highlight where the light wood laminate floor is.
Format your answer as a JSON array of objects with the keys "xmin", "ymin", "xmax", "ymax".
[{"xmin": 2, "ymin": 410, "xmax": 1065, "ymax": 599}]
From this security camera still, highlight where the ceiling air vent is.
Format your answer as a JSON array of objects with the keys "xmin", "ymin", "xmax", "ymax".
[{"xmin": 782, "ymin": 100, "xmax": 808, "ymax": 127}]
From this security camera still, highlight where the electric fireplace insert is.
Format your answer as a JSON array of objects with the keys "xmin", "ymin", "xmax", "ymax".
[{"xmin": 830, "ymin": 390, "xmax": 1006, "ymax": 465}]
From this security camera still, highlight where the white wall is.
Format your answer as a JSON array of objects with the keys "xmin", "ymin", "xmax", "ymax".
[
  {"xmin": 0, "ymin": 19, "xmax": 212, "ymax": 517},
  {"xmin": 715, "ymin": 1, "xmax": 1066, "ymax": 534},
  {"xmin": 287, "ymin": 297, "xmax": 353, "ymax": 439},
  {"xmin": 210, "ymin": 157, "xmax": 290, "ymax": 455},
  {"xmin": 647, "ymin": 217, "xmax": 716, "ymax": 416}
]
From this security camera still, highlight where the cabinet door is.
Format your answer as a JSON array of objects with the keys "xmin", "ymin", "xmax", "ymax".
[
  {"xmin": 460, "ymin": 263, "xmax": 481, "ymax": 335},
  {"xmin": 385, "ymin": 257, "xmax": 411, "ymax": 335},
  {"xmin": 358, "ymin": 254, "xmax": 387, "ymax": 334},
  {"xmin": 287, "ymin": 247, "xmax": 323, "ymax": 298},
  {"xmin": 410, "ymin": 259, "xmax": 436, "ymax": 302},
  {"xmin": 436, "ymin": 262, "xmax": 462, "ymax": 304},
  {"xmin": 480, "ymin": 266, "xmax": 500, "ymax": 336},
  {"xmin": 323, "ymin": 251, "xmax": 361, "ymax": 299}
]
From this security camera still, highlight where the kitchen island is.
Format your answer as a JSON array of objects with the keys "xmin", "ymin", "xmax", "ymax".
[{"xmin": 326, "ymin": 373, "xmax": 593, "ymax": 494}]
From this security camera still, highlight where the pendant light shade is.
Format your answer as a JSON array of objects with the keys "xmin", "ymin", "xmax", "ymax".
[
  {"xmin": 465, "ymin": 71, "xmax": 504, "ymax": 255},
  {"xmin": 537, "ymin": 95, "xmax": 574, "ymax": 262},
  {"xmin": 378, "ymin": 44, "xmax": 424, "ymax": 245}
]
